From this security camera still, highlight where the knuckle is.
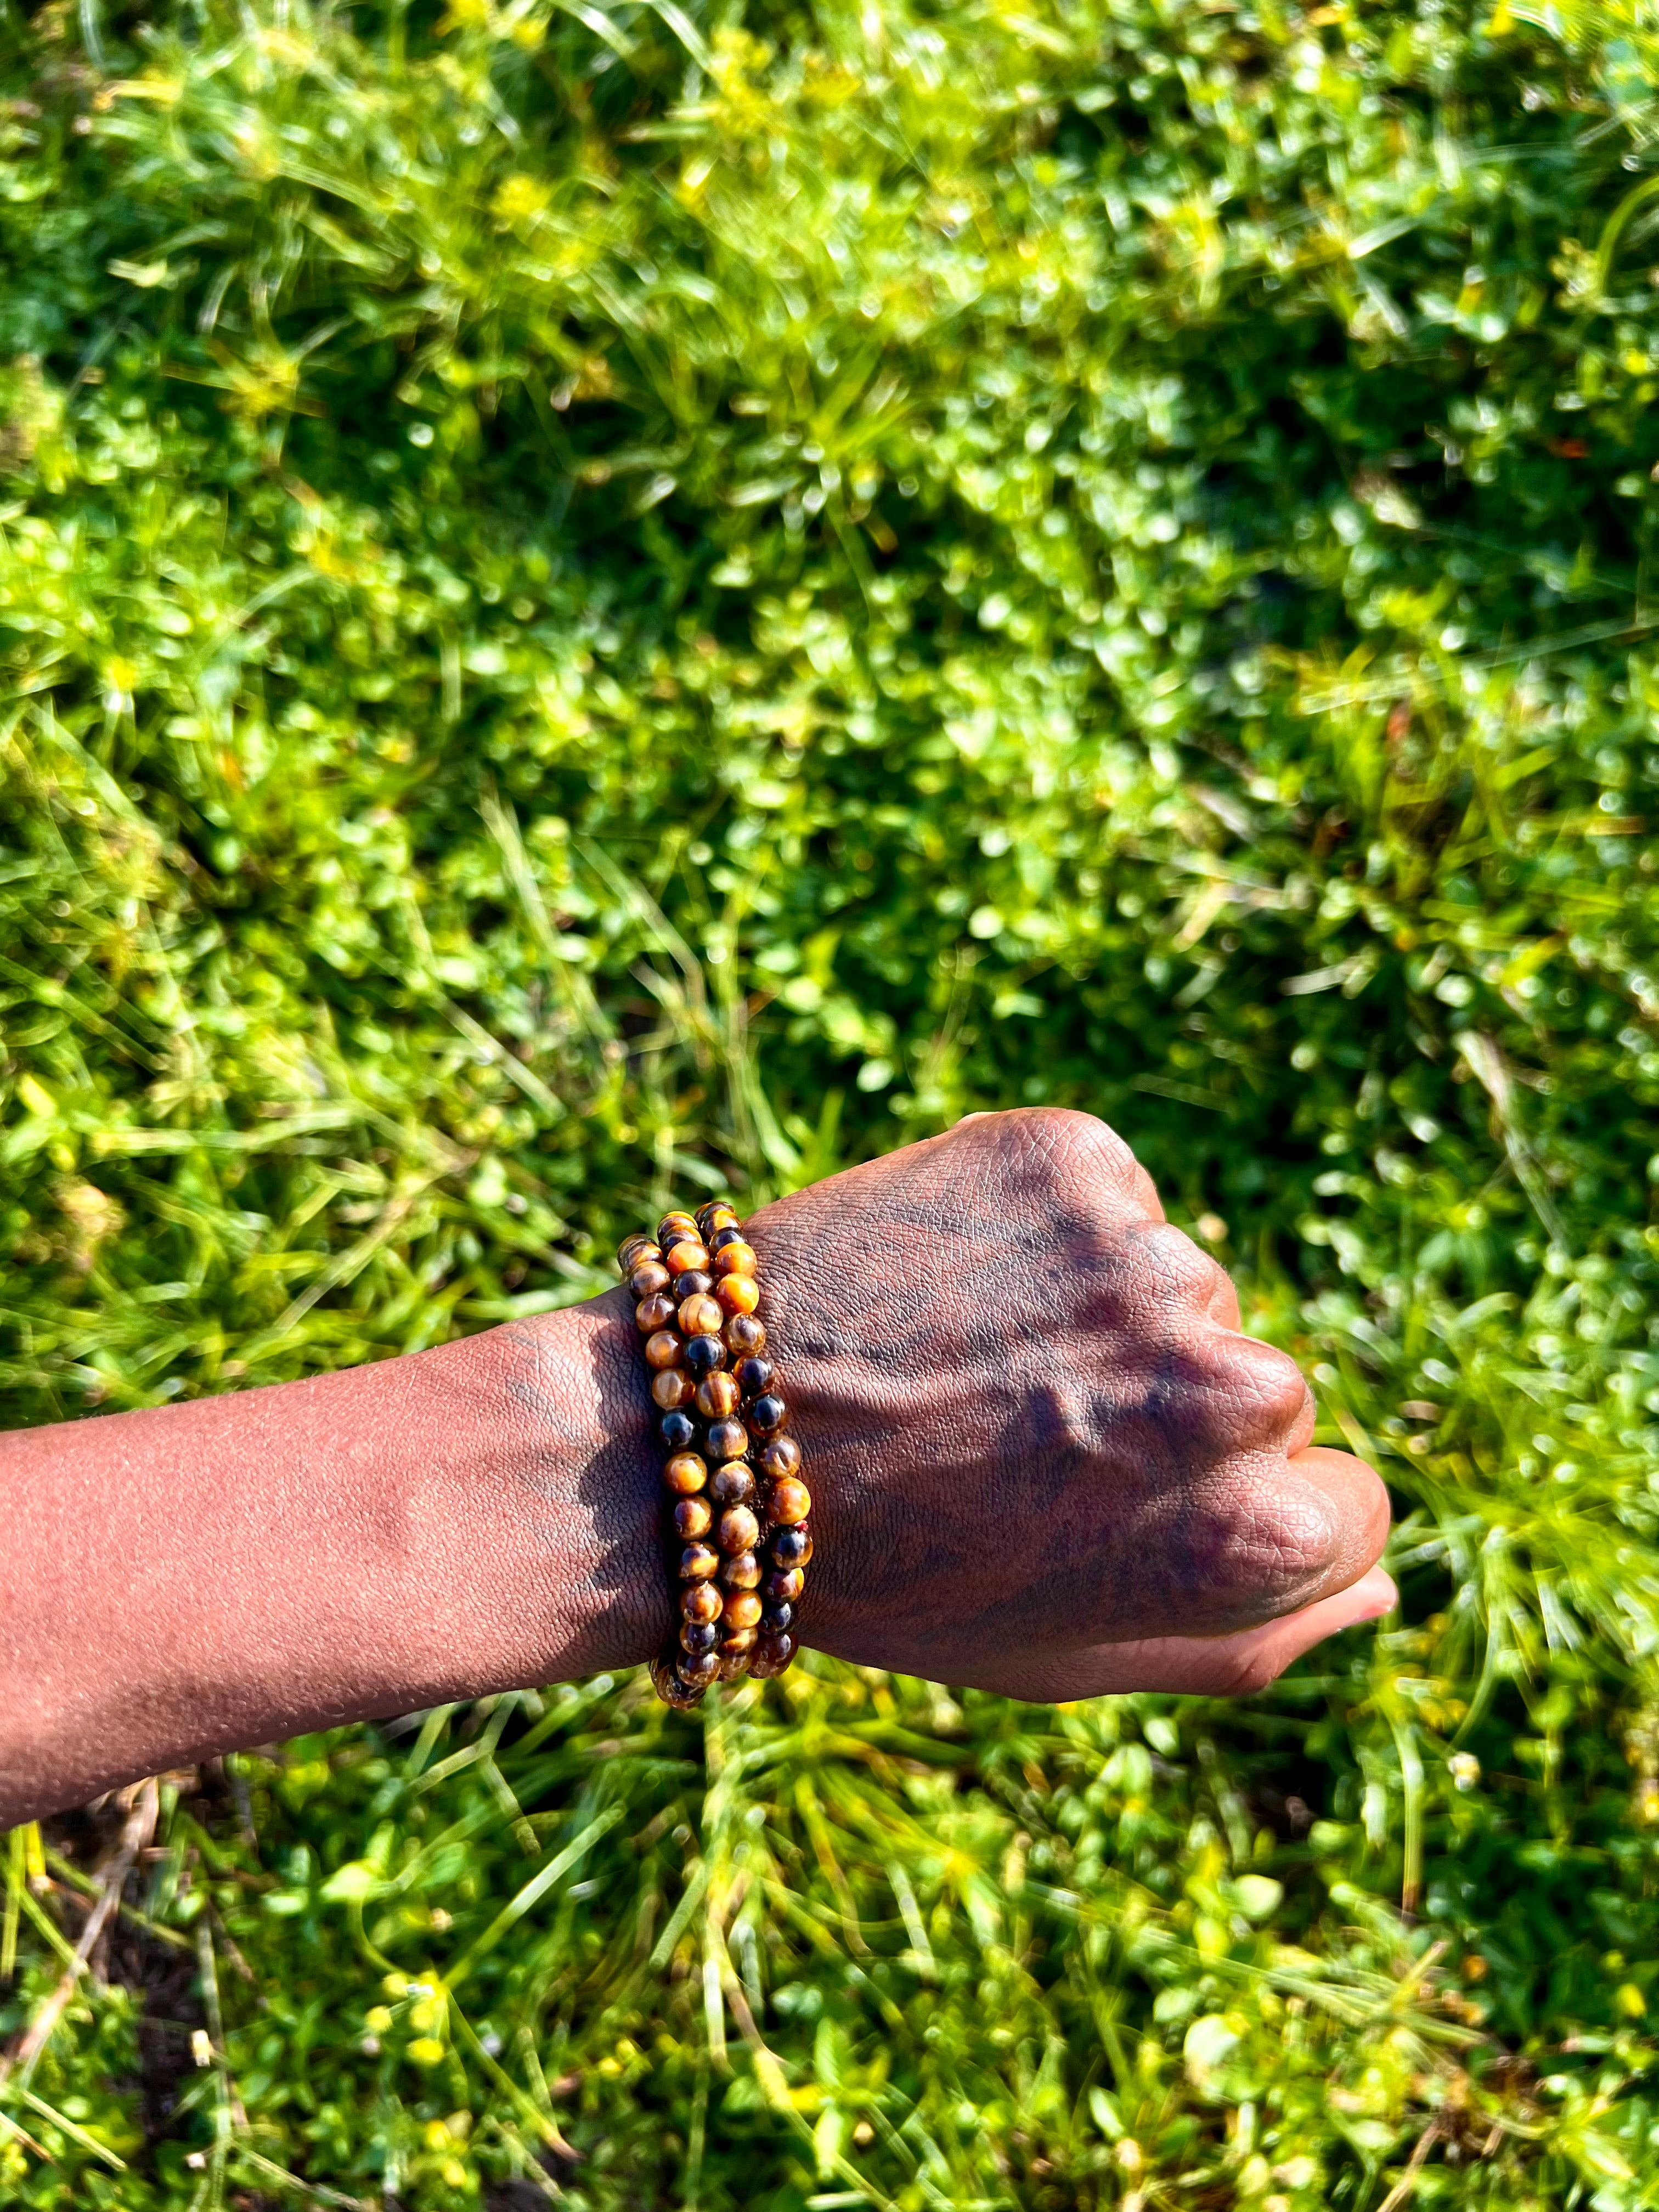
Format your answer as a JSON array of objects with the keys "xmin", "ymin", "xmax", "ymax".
[
  {"xmin": 1015, "ymin": 1107, "xmax": 1142, "ymax": 1194},
  {"xmin": 1217, "ymin": 1335, "xmax": 1312, "ymax": 1447}
]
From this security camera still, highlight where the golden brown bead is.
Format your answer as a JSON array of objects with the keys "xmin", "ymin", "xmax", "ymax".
[
  {"xmin": 723, "ymin": 1589, "xmax": 762, "ymax": 1630},
  {"xmin": 651, "ymin": 1368, "xmax": 693, "ymax": 1410},
  {"xmin": 771, "ymin": 1523, "xmax": 812, "ymax": 1568},
  {"xmin": 750, "ymin": 1391, "xmax": 787, "ymax": 1435},
  {"xmin": 706, "ymin": 1417, "xmax": 749, "ymax": 1462},
  {"xmin": 763, "ymin": 1566, "xmax": 804, "ymax": 1603},
  {"xmin": 678, "ymin": 1293, "xmax": 725, "ymax": 1338},
  {"xmin": 716, "ymin": 1649, "xmax": 752, "ymax": 1681},
  {"xmin": 724, "ymin": 1312, "xmax": 766, "ymax": 1357},
  {"xmin": 769, "ymin": 1478, "xmax": 811, "ymax": 1525},
  {"xmin": 708, "ymin": 1462, "xmax": 755, "ymax": 1506},
  {"xmin": 679, "ymin": 1647, "xmax": 721, "ymax": 1688},
  {"xmin": 650, "ymin": 1652, "xmax": 706, "ymax": 1707},
  {"xmin": 681, "ymin": 1618, "xmax": 719, "ymax": 1656},
  {"xmin": 645, "ymin": 1329, "xmax": 685, "ymax": 1372},
  {"xmin": 757, "ymin": 1434, "xmax": 802, "ymax": 1481},
  {"xmin": 657, "ymin": 1212, "xmax": 698, "ymax": 1248},
  {"xmin": 716, "ymin": 1504, "xmax": 760, "ymax": 1556},
  {"xmin": 695, "ymin": 1370, "xmax": 741, "ymax": 1419},
  {"xmin": 719, "ymin": 1623, "xmax": 758, "ymax": 1656},
  {"xmin": 673, "ymin": 1495, "xmax": 713, "ymax": 1539},
  {"xmin": 636, "ymin": 1292, "xmax": 677, "ymax": 1334},
  {"xmin": 716, "ymin": 1273, "xmax": 761, "ymax": 1317},
  {"xmin": 698, "ymin": 1203, "xmax": 741, "ymax": 1237},
  {"xmin": 680, "ymin": 1582, "xmax": 723, "ymax": 1625},
  {"xmin": 665, "ymin": 1238, "xmax": 710, "ymax": 1278},
  {"xmin": 680, "ymin": 1542, "xmax": 720, "ymax": 1582},
  {"xmin": 618, "ymin": 1235, "xmax": 661, "ymax": 1273},
  {"xmin": 748, "ymin": 1631, "xmax": 795, "ymax": 1678},
  {"xmin": 712, "ymin": 1240, "xmax": 758, "ymax": 1279},
  {"xmin": 663, "ymin": 1452, "xmax": 708, "ymax": 1496},
  {"xmin": 721, "ymin": 1551, "xmax": 761, "ymax": 1589},
  {"xmin": 629, "ymin": 1260, "xmax": 672, "ymax": 1299}
]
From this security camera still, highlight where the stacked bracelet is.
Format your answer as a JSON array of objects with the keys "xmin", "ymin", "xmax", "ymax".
[{"xmin": 617, "ymin": 1200, "xmax": 812, "ymax": 1708}]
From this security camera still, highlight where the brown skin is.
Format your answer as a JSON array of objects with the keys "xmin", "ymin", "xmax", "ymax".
[{"xmin": 0, "ymin": 1110, "xmax": 1392, "ymax": 1827}]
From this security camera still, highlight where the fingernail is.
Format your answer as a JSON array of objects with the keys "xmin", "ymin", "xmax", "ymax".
[{"xmin": 1341, "ymin": 1568, "xmax": 1397, "ymax": 1626}]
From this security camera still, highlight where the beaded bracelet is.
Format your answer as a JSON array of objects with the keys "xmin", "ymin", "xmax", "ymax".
[{"xmin": 617, "ymin": 1199, "xmax": 812, "ymax": 1708}]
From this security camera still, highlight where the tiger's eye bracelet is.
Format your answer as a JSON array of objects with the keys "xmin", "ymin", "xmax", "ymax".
[{"xmin": 617, "ymin": 1200, "xmax": 812, "ymax": 1708}]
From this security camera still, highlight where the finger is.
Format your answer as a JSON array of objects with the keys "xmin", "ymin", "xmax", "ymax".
[
  {"xmin": 1280, "ymin": 1444, "xmax": 1392, "ymax": 1607},
  {"xmin": 973, "ymin": 1564, "xmax": 1398, "ymax": 1701}
]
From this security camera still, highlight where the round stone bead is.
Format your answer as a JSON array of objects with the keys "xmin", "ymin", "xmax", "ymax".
[
  {"xmin": 761, "ymin": 1600, "xmax": 794, "ymax": 1633},
  {"xmin": 720, "ymin": 1550, "xmax": 761, "ymax": 1589},
  {"xmin": 678, "ymin": 1293, "xmax": 725, "ymax": 1338},
  {"xmin": 724, "ymin": 1313, "xmax": 766, "ymax": 1358},
  {"xmin": 716, "ymin": 1649, "xmax": 752, "ymax": 1681},
  {"xmin": 680, "ymin": 1619, "xmax": 719, "ymax": 1656},
  {"xmin": 657, "ymin": 1211, "xmax": 699, "ymax": 1249},
  {"xmin": 651, "ymin": 1369, "xmax": 693, "ymax": 1411},
  {"xmin": 769, "ymin": 1478, "xmax": 811, "ymax": 1526},
  {"xmin": 679, "ymin": 1647, "xmax": 721, "ymax": 1688},
  {"xmin": 712, "ymin": 1240, "xmax": 758, "ymax": 1279},
  {"xmin": 683, "ymin": 1333, "xmax": 726, "ymax": 1379},
  {"xmin": 679, "ymin": 1542, "xmax": 720, "ymax": 1582},
  {"xmin": 665, "ymin": 1238, "xmax": 710, "ymax": 1278},
  {"xmin": 723, "ymin": 1589, "xmax": 762, "ymax": 1630},
  {"xmin": 763, "ymin": 1567, "xmax": 804, "ymax": 1604},
  {"xmin": 680, "ymin": 1582, "xmax": 723, "ymax": 1625},
  {"xmin": 757, "ymin": 1434, "xmax": 802, "ymax": 1481},
  {"xmin": 706, "ymin": 1417, "xmax": 749, "ymax": 1462},
  {"xmin": 699, "ymin": 1203, "xmax": 741, "ymax": 1238},
  {"xmin": 707, "ymin": 1222, "xmax": 746, "ymax": 1255},
  {"xmin": 695, "ymin": 1371, "xmax": 741, "ymax": 1420},
  {"xmin": 736, "ymin": 1355, "xmax": 775, "ymax": 1398},
  {"xmin": 716, "ymin": 1504, "xmax": 760, "ymax": 1556},
  {"xmin": 618, "ymin": 1235, "xmax": 661, "ymax": 1272},
  {"xmin": 658, "ymin": 1409, "xmax": 697, "ymax": 1452},
  {"xmin": 671, "ymin": 1267, "xmax": 714, "ymax": 1300},
  {"xmin": 716, "ymin": 1274, "xmax": 761, "ymax": 1317},
  {"xmin": 644, "ymin": 1329, "xmax": 684, "ymax": 1372},
  {"xmin": 750, "ymin": 1392, "xmax": 787, "ymax": 1435},
  {"xmin": 719, "ymin": 1623, "xmax": 757, "ymax": 1656},
  {"xmin": 636, "ymin": 1292, "xmax": 678, "ymax": 1334},
  {"xmin": 771, "ymin": 1523, "xmax": 812, "ymax": 1568},
  {"xmin": 748, "ymin": 1631, "xmax": 795, "ymax": 1678},
  {"xmin": 629, "ymin": 1260, "xmax": 672, "ymax": 1300},
  {"xmin": 673, "ymin": 1495, "xmax": 713, "ymax": 1539},
  {"xmin": 663, "ymin": 1453, "xmax": 708, "ymax": 1497},
  {"xmin": 708, "ymin": 1462, "xmax": 755, "ymax": 1506},
  {"xmin": 650, "ymin": 1653, "xmax": 706, "ymax": 1708}
]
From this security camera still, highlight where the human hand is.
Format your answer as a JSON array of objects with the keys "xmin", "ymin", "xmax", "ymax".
[{"xmin": 747, "ymin": 1108, "xmax": 1393, "ymax": 1698}]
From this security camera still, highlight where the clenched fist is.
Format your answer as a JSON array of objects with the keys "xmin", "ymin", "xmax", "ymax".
[{"xmin": 748, "ymin": 1109, "xmax": 1393, "ymax": 1696}]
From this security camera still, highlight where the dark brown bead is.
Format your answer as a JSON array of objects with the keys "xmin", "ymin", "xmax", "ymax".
[
  {"xmin": 706, "ymin": 1417, "xmax": 749, "ymax": 1462},
  {"xmin": 680, "ymin": 1619, "xmax": 719, "ymax": 1656},
  {"xmin": 736, "ymin": 1355, "xmax": 775, "ymax": 1398},
  {"xmin": 707, "ymin": 1221, "xmax": 746, "ymax": 1254},
  {"xmin": 678, "ymin": 1293, "xmax": 725, "ymax": 1338},
  {"xmin": 644, "ymin": 1328, "xmax": 685, "ymax": 1372},
  {"xmin": 716, "ymin": 1649, "xmax": 752, "ymax": 1681},
  {"xmin": 650, "ymin": 1652, "xmax": 706, "ymax": 1707},
  {"xmin": 629, "ymin": 1260, "xmax": 672, "ymax": 1300},
  {"xmin": 717, "ymin": 1504, "xmax": 761, "ymax": 1556},
  {"xmin": 769, "ymin": 1478, "xmax": 811, "ymax": 1525},
  {"xmin": 658, "ymin": 1409, "xmax": 697, "ymax": 1452},
  {"xmin": 750, "ymin": 1392, "xmax": 787, "ymax": 1435},
  {"xmin": 683, "ymin": 1333, "xmax": 726, "ymax": 1379},
  {"xmin": 716, "ymin": 1273, "xmax": 761, "ymax": 1317},
  {"xmin": 663, "ymin": 1452, "xmax": 708, "ymax": 1497},
  {"xmin": 680, "ymin": 1582, "xmax": 723, "ymax": 1625},
  {"xmin": 757, "ymin": 1434, "xmax": 802, "ymax": 1481},
  {"xmin": 771, "ymin": 1524, "xmax": 812, "ymax": 1569},
  {"xmin": 680, "ymin": 1542, "xmax": 720, "ymax": 1582},
  {"xmin": 763, "ymin": 1567, "xmax": 804, "ymax": 1604},
  {"xmin": 651, "ymin": 1368, "xmax": 693, "ymax": 1410},
  {"xmin": 618, "ymin": 1235, "xmax": 661, "ymax": 1273},
  {"xmin": 657, "ymin": 1212, "xmax": 699, "ymax": 1249},
  {"xmin": 748, "ymin": 1631, "xmax": 795, "ymax": 1678},
  {"xmin": 724, "ymin": 1312, "xmax": 766, "ymax": 1357},
  {"xmin": 673, "ymin": 1494, "xmax": 713, "ymax": 1539},
  {"xmin": 761, "ymin": 1600, "xmax": 794, "ymax": 1633},
  {"xmin": 695, "ymin": 1371, "xmax": 741, "ymax": 1420},
  {"xmin": 719, "ymin": 1623, "xmax": 758, "ymax": 1657},
  {"xmin": 712, "ymin": 1240, "xmax": 758, "ymax": 1279},
  {"xmin": 636, "ymin": 1292, "xmax": 678, "ymax": 1334},
  {"xmin": 698, "ymin": 1203, "xmax": 741, "ymax": 1238},
  {"xmin": 664, "ymin": 1238, "xmax": 710, "ymax": 1278},
  {"xmin": 679, "ymin": 1647, "xmax": 721, "ymax": 1688},
  {"xmin": 723, "ymin": 1589, "xmax": 762, "ymax": 1630},
  {"xmin": 708, "ymin": 1462, "xmax": 755, "ymax": 1506},
  {"xmin": 721, "ymin": 1550, "xmax": 761, "ymax": 1589},
  {"xmin": 670, "ymin": 1267, "xmax": 714, "ymax": 1300}
]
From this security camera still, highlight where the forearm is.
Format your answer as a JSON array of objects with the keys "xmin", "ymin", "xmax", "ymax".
[{"xmin": 0, "ymin": 1295, "xmax": 660, "ymax": 1826}]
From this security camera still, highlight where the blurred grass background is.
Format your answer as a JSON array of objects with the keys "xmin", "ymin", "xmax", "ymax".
[{"xmin": 5, "ymin": 0, "xmax": 1659, "ymax": 2199}]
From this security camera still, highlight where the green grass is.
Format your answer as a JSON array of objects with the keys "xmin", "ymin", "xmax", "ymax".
[{"xmin": 5, "ymin": 0, "xmax": 1659, "ymax": 2199}]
